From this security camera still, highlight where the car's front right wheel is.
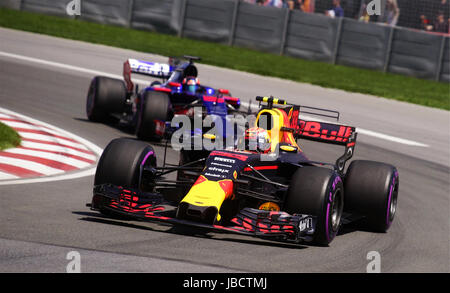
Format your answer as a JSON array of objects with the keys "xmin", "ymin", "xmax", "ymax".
[{"xmin": 285, "ymin": 166, "xmax": 344, "ymax": 246}]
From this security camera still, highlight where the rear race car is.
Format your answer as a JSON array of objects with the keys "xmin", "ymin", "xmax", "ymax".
[
  {"xmin": 87, "ymin": 96, "xmax": 399, "ymax": 246},
  {"xmin": 86, "ymin": 55, "xmax": 241, "ymax": 141}
]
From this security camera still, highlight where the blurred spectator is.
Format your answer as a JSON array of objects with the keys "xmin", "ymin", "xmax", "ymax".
[
  {"xmin": 244, "ymin": 0, "xmax": 448, "ymax": 35},
  {"xmin": 302, "ymin": 0, "xmax": 315, "ymax": 12},
  {"xmin": 436, "ymin": 0, "xmax": 450, "ymax": 20},
  {"xmin": 385, "ymin": 0, "xmax": 400, "ymax": 26},
  {"xmin": 325, "ymin": 0, "xmax": 344, "ymax": 18},
  {"xmin": 417, "ymin": 0, "xmax": 449, "ymax": 33},
  {"xmin": 418, "ymin": 0, "xmax": 449, "ymax": 30},
  {"xmin": 269, "ymin": 0, "xmax": 284, "ymax": 8},
  {"xmin": 434, "ymin": 0, "xmax": 449, "ymax": 33},
  {"xmin": 288, "ymin": 0, "xmax": 304, "ymax": 11},
  {"xmin": 420, "ymin": 14, "xmax": 434, "ymax": 31},
  {"xmin": 359, "ymin": 4, "xmax": 370, "ymax": 23},
  {"xmin": 434, "ymin": 12, "xmax": 449, "ymax": 32},
  {"xmin": 281, "ymin": 0, "xmax": 290, "ymax": 8}
]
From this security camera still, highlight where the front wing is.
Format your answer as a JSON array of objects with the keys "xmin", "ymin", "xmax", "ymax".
[{"xmin": 89, "ymin": 184, "xmax": 317, "ymax": 243}]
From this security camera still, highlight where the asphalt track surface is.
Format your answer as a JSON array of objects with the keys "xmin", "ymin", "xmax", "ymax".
[{"xmin": 0, "ymin": 28, "xmax": 449, "ymax": 273}]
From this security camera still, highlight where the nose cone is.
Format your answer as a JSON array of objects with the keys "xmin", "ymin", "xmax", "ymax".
[{"xmin": 177, "ymin": 176, "xmax": 234, "ymax": 223}]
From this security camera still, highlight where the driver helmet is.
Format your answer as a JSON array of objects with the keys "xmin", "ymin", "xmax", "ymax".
[
  {"xmin": 183, "ymin": 76, "xmax": 199, "ymax": 94},
  {"xmin": 244, "ymin": 127, "xmax": 271, "ymax": 154}
]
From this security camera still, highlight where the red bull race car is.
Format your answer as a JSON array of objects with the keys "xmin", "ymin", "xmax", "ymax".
[{"xmin": 87, "ymin": 96, "xmax": 399, "ymax": 246}]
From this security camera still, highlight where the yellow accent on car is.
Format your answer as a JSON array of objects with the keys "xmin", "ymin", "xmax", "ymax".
[
  {"xmin": 261, "ymin": 96, "xmax": 286, "ymax": 105},
  {"xmin": 203, "ymin": 133, "xmax": 216, "ymax": 140},
  {"xmin": 180, "ymin": 179, "xmax": 233, "ymax": 222},
  {"xmin": 255, "ymin": 109, "xmax": 283, "ymax": 152},
  {"xmin": 280, "ymin": 145, "xmax": 297, "ymax": 152}
]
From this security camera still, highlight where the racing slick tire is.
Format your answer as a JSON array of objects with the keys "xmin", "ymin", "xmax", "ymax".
[
  {"xmin": 86, "ymin": 76, "xmax": 127, "ymax": 122},
  {"xmin": 95, "ymin": 138, "xmax": 156, "ymax": 188},
  {"xmin": 94, "ymin": 138, "xmax": 156, "ymax": 216},
  {"xmin": 136, "ymin": 91, "xmax": 171, "ymax": 141},
  {"xmin": 93, "ymin": 138, "xmax": 156, "ymax": 214},
  {"xmin": 344, "ymin": 160, "xmax": 399, "ymax": 233},
  {"xmin": 285, "ymin": 166, "xmax": 344, "ymax": 246}
]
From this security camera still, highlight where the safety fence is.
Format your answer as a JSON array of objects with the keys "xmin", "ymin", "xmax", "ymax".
[
  {"xmin": 1, "ymin": 0, "xmax": 448, "ymax": 82},
  {"xmin": 246, "ymin": 0, "xmax": 450, "ymax": 35}
]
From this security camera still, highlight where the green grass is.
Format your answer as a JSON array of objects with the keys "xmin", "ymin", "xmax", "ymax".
[
  {"xmin": 0, "ymin": 121, "xmax": 21, "ymax": 150},
  {"xmin": 0, "ymin": 7, "xmax": 449, "ymax": 110}
]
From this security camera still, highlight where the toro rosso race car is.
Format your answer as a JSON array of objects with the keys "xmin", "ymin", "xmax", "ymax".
[
  {"xmin": 88, "ymin": 96, "xmax": 399, "ymax": 246},
  {"xmin": 86, "ymin": 55, "xmax": 241, "ymax": 141}
]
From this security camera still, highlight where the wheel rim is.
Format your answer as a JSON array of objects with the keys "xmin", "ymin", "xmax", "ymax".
[
  {"xmin": 388, "ymin": 179, "xmax": 399, "ymax": 224},
  {"xmin": 330, "ymin": 189, "xmax": 343, "ymax": 232}
]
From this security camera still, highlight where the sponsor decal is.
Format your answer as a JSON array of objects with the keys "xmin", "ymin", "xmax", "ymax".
[
  {"xmin": 210, "ymin": 151, "xmax": 248, "ymax": 162},
  {"xmin": 210, "ymin": 162, "xmax": 233, "ymax": 168},
  {"xmin": 213, "ymin": 156, "xmax": 235, "ymax": 164},
  {"xmin": 207, "ymin": 166, "xmax": 229, "ymax": 174},
  {"xmin": 298, "ymin": 217, "xmax": 313, "ymax": 232},
  {"xmin": 298, "ymin": 120, "xmax": 353, "ymax": 143}
]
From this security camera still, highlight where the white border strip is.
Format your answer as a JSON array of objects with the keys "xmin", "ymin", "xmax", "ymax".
[
  {"xmin": 0, "ymin": 107, "xmax": 103, "ymax": 186},
  {"xmin": 0, "ymin": 51, "xmax": 150, "ymax": 84}
]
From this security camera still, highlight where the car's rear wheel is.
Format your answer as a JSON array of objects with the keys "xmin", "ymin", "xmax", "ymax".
[
  {"xmin": 136, "ymin": 91, "xmax": 171, "ymax": 141},
  {"xmin": 285, "ymin": 166, "xmax": 344, "ymax": 246},
  {"xmin": 86, "ymin": 76, "xmax": 127, "ymax": 122},
  {"xmin": 344, "ymin": 160, "xmax": 399, "ymax": 232}
]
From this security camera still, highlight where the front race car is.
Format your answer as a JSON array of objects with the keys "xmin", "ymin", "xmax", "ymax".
[{"xmin": 88, "ymin": 96, "xmax": 399, "ymax": 246}]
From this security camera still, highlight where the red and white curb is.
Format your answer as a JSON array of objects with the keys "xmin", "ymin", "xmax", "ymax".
[{"xmin": 0, "ymin": 107, "xmax": 103, "ymax": 185}]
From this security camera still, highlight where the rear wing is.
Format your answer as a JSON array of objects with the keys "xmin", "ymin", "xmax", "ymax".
[
  {"xmin": 294, "ymin": 120, "xmax": 356, "ymax": 147},
  {"xmin": 123, "ymin": 59, "xmax": 173, "ymax": 91},
  {"xmin": 283, "ymin": 119, "xmax": 357, "ymax": 173}
]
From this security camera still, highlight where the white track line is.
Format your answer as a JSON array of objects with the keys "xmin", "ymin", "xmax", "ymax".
[
  {"xmin": 0, "ymin": 51, "xmax": 429, "ymax": 148},
  {"xmin": 0, "ymin": 51, "xmax": 149, "ymax": 84}
]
